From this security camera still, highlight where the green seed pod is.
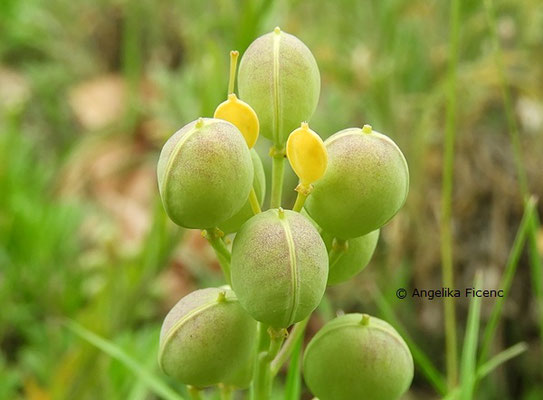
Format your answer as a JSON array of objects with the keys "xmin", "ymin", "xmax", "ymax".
[
  {"xmin": 218, "ymin": 149, "xmax": 266, "ymax": 234},
  {"xmin": 238, "ymin": 27, "xmax": 320, "ymax": 146},
  {"xmin": 157, "ymin": 118, "xmax": 253, "ymax": 229},
  {"xmin": 305, "ymin": 125, "xmax": 409, "ymax": 239},
  {"xmin": 158, "ymin": 288, "xmax": 257, "ymax": 388},
  {"xmin": 323, "ymin": 229, "xmax": 380, "ymax": 285},
  {"xmin": 231, "ymin": 209, "xmax": 328, "ymax": 328},
  {"xmin": 303, "ymin": 313, "xmax": 414, "ymax": 400}
]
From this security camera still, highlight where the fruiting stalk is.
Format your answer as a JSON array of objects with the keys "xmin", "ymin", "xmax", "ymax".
[
  {"xmin": 203, "ymin": 228, "xmax": 232, "ymax": 285},
  {"xmin": 250, "ymin": 323, "xmax": 270, "ymax": 400},
  {"xmin": 271, "ymin": 315, "xmax": 311, "ymax": 376},
  {"xmin": 253, "ymin": 327, "xmax": 287, "ymax": 400},
  {"xmin": 292, "ymin": 184, "xmax": 312, "ymax": 212},
  {"xmin": 270, "ymin": 146, "xmax": 285, "ymax": 208}
]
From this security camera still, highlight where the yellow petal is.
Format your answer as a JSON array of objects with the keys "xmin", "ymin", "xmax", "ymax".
[
  {"xmin": 214, "ymin": 94, "xmax": 259, "ymax": 148},
  {"xmin": 286, "ymin": 122, "xmax": 327, "ymax": 185}
]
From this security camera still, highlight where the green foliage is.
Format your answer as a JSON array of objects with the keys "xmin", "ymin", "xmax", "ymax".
[{"xmin": 1, "ymin": 0, "xmax": 543, "ymax": 399}]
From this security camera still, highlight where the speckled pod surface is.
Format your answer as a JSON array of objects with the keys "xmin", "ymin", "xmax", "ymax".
[
  {"xmin": 218, "ymin": 149, "xmax": 266, "ymax": 233},
  {"xmin": 158, "ymin": 288, "xmax": 257, "ymax": 388},
  {"xmin": 238, "ymin": 28, "xmax": 320, "ymax": 146},
  {"xmin": 157, "ymin": 118, "xmax": 253, "ymax": 229},
  {"xmin": 323, "ymin": 229, "xmax": 380, "ymax": 285},
  {"xmin": 303, "ymin": 313, "xmax": 414, "ymax": 400},
  {"xmin": 231, "ymin": 209, "xmax": 328, "ymax": 328},
  {"xmin": 305, "ymin": 127, "xmax": 409, "ymax": 239}
]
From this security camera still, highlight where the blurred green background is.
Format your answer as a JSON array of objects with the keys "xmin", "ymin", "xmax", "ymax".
[{"xmin": 1, "ymin": 0, "xmax": 543, "ymax": 399}]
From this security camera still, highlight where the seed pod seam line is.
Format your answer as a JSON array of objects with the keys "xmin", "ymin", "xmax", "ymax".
[
  {"xmin": 278, "ymin": 212, "xmax": 300, "ymax": 327},
  {"xmin": 158, "ymin": 297, "xmax": 236, "ymax": 370},
  {"xmin": 272, "ymin": 27, "xmax": 282, "ymax": 145},
  {"xmin": 160, "ymin": 123, "xmax": 201, "ymax": 216}
]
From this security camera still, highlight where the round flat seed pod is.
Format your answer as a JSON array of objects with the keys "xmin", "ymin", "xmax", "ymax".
[
  {"xmin": 159, "ymin": 288, "xmax": 257, "ymax": 388},
  {"xmin": 306, "ymin": 125, "xmax": 409, "ymax": 239},
  {"xmin": 231, "ymin": 209, "xmax": 328, "ymax": 327},
  {"xmin": 303, "ymin": 313, "xmax": 414, "ymax": 400},
  {"xmin": 157, "ymin": 118, "xmax": 253, "ymax": 229},
  {"xmin": 238, "ymin": 27, "xmax": 320, "ymax": 146}
]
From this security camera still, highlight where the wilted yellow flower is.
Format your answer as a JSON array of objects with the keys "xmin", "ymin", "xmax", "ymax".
[
  {"xmin": 214, "ymin": 93, "xmax": 259, "ymax": 148},
  {"xmin": 286, "ymin": 122, "xmax": 327, "ymax": 186}
]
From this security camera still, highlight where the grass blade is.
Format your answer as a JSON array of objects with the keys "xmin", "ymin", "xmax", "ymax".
[
  {"xmin": 478, "ymin": 197, "xmax": 536, "ymax": 364},
  {"xmin": 64, "ymin": 320, "xmax": 185, "ymax": 400},
  {"xmin": 283, "ymin": 332, "xmax": 303, "ymax": 400},
  {"xmin": 459, "ymin": 271, "xmax": 483, "ymax": 400},
  {"xmin": 476, "ymin": 342, "xmax": 528, "ymax": 379},
  {"xmin": 443, "ymin": 342, "xmax": 528, "ymax": 400}
]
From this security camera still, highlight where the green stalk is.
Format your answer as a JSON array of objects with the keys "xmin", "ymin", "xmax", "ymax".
[
  {"xmin": 270, "ymin": 146, "xmax": 286, "ymax": 208},
  {"xmin": 203, "ymin": 228, "xmax": 232, "ymax": 285},
  {"xmin": 250, "ymin": 323, "xmax": 270, "ymax": 400},
  {"xmin": 253, "ymin": 327, "xmax": 287, "ymax": 400},
  {"xmin": 291, "ymin": 191, "xmax": 308, "ymax": 213},
  {"xmin": 292, "ymin": 183, "xmax": 312, "ymax": 213},
  {"xmin": 271, "ymin": 316, "xmax": 310, "ymax": 376},
  {"xmin": 478, "ymin": 197, "xmax": 536, "ymax": 364},
  {"xmin": 459, "ymin": 271, "xmax": 483, "ymax": 400},
  {"xmin": 283, "ymin": 330, "xmax": 304, "ymax": 400},
  {"xmin": 483, "ymin": 0, "xmax": 543, "ymax": 355},
  {"xmin": 441, "ymin": 0, "xmax": 462, "ymax": 388}
]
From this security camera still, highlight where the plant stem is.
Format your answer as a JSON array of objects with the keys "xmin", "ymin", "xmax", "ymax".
[
  {"xmin": 283, "ymin": 330, "xmax": 304, "ymax": 400},
  {"xmin": 271, "ymin": 316, "xmax": 310, "ymax": 376},
  {"xmin": 253, "ymin": 327, "xmax": 287, "ymax": 400},
  {"xmin": 292, "ymin": 183, "xmax": 312, "ymax": 212},
  {"xmin": 188, "ymin": 386, "xmax": 203, "ymax": 400},
  {"xmin": 249, "ymin": 187, "xmax": 262, "ymax": 215},
  {"xmin": 250, "ymin": 323, "xmax": 270, "ymax": 400},
  {"xmin": 292, "ymin": 192, "xmax": 307, "ymax": 213},
  {"xmin": 270, "ymin": 146, "xmax": 286, "ymax": 209},
  {"xmin": 459, "ymin": 271, "xmax": 483, "ymax": 400},
  {"xmin": 203, "ymin": 228, "xmax": 232, "ymax": 285},
  {"xmin": 328, "ymin": 238, "xmax": 348, "ymax": 270},
  {"xmin": 441, "ymin": 0, "xmax": 461, "ymax": 389},
  {"xmin": 219, "ymin": 384, "xmax": 233, "ymax": 400}
]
